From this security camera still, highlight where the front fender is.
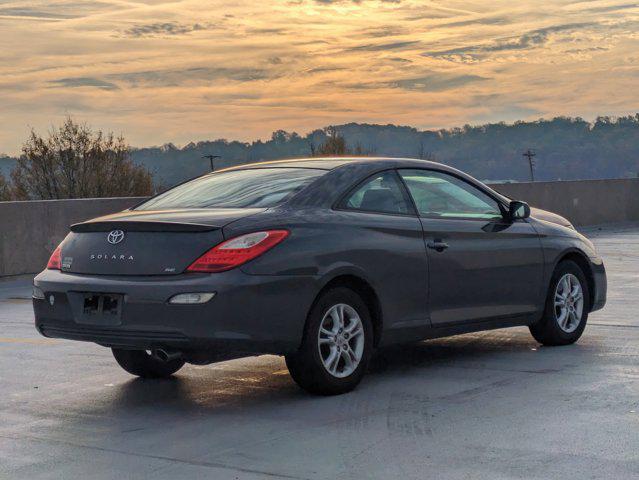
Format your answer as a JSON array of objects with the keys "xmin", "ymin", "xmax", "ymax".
[{"xmin": 531, "ymin": 218, "xmax": 606, "ymax": 312}]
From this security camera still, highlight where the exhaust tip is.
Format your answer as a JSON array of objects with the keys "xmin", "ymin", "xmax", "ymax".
[{"xmin": 153, "ymin": 348, "xmax": 182, "ymax": 362}]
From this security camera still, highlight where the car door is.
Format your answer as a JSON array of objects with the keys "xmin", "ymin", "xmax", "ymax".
[
  {"xmin": 398, "ymin": 168, "xmax": 544, "ymax": 327},
  {"xmin": 336, "ymin": 169, "xmax": 430, "ymax": 332}
]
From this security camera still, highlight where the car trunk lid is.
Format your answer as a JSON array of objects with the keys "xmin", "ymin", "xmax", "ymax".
[{"xmin": 62, "ymin": 208, "xmax": 264, "ymax": 275}]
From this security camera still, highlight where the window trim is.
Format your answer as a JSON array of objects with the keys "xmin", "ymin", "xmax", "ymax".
[
  {"xmin": 397, "ymin": 167, "xmax": 509, "ymax": 222},
  {"xmin": 333, "ymin": 169, "xmax": 418, "ymax": 217}
]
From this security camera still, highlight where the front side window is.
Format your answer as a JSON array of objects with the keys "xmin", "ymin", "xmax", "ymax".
[
  {"xmin": 342, "ymin": 170, "xmax": 412, "ymax": 215},
  {"xmin": 136, "ymin": 168, "xmax": 324, "ymax": 210},
  {"xmin": 398, "ymin": 169, "xmax": 503, "ymax": 220}
]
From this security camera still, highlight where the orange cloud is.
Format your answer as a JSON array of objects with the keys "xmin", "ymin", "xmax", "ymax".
[{"xmin": 0, "ymin": 0, "xmax": 638, "ymax": 153}]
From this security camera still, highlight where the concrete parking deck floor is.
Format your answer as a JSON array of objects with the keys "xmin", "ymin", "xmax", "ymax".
[{"xmin": 1, "ymin": 225, "xmax": 638, "ymax": 479}]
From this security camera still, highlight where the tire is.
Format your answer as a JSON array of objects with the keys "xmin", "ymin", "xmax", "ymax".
[
  {"xmin": 529, "ymin": 260, "xmax": 590, "ymax": 346},
  {"xmin": 286, "ymin": 287, "xmax": 374, "ymax": 395},
  {"xmin": 112, "ymin": 348, "xmax": 185, "ymax": 378}
]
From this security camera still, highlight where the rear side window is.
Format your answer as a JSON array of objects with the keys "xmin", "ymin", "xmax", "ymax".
[
  {"xmin": 341, "ymin": 170, "xmax": 412, "ymax": 215},
  {"xmin": 136, "ymin": 168, "xmax": 324, "ymax": 210}
]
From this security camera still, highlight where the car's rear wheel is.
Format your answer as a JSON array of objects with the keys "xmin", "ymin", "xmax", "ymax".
[
  {"xmin": 286, "ymin": 287, "xmax": 373, "ymax": 395},
  {"xmin": 529, "ymin": 260, "xmax": 590, "ymax": 346},
  {"xmin": 112, "ymin": 348, "xmax": 185, "ymax": 378}
]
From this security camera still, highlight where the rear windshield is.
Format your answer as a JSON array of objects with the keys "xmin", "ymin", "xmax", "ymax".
[{"xmin": 136, "ymin": 167, "xmax": 325, "ymax": 210}]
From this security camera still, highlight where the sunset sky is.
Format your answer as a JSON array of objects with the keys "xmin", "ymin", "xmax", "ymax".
[{"xmin": 1, "ymin": 0, "xmax": 638, "ymax": 154}]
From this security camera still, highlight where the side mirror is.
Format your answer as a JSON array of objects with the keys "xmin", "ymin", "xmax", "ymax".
[{"xmin": 509, "ymin": 200, "xmax": 530, "ymax": 220}]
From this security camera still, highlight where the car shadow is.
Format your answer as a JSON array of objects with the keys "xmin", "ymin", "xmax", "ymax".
[
  {"xmin": 107, "ymin": 366, "xmax": 303, "ymax": 413},
  {"xmin": 103, "ymin": 327, "xmax": 577, "ymax": 413},
  {"xmin": 369, "ymin": 329, "xmax": 543, "ymax": 374}
]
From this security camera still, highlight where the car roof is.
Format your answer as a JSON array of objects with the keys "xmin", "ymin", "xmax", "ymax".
[
  {"xmin": 220, "ymin": 157, "xmax": 443, "ymax": 171},
  {"xmin": 178, "ymin": 156, "xmax": 511, "ymax": 210}
]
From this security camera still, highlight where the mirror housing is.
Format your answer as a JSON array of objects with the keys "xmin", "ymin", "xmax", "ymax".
[{"xmin": 509, "ymin": 200, "xmax": 531, "ymax": 220}]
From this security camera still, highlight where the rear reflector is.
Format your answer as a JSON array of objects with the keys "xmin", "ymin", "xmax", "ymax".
[
  {"xmin": 47, "ymin": 246, "xmax": 62, "ymax": 270},
  {"xmin": 186, "ymin": 230, "xmax": 289, "ymax": 273}
]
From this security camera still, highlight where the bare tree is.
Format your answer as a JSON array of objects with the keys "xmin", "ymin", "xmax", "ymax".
[
  {"xmin": 314, "ymin": 126, "xmax": 348, "ymax": 156},
  {"xmin": 0, "ymin": 172, "xmax": 11, "ymax": 200},
  {"xmin": 416, "ymin": 140, "xmax": 436, "ymax": 161},
  {"xmin": 422, "ymin": 151, "xmax": 438, "ymax": 162},
  {"xmin": 11, "ymin": 117, "xmax": 153, "ymax": 200}
]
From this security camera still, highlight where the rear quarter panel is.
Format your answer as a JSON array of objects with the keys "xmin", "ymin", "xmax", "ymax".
[{"xmin": 225, "ymin": 207, "xmax": 430, "ymax": 334}]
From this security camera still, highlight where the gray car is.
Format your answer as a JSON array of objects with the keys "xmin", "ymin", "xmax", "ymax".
[{"xmin": 33, "ymin": 157, "xmax": 607, "ymax": 394}]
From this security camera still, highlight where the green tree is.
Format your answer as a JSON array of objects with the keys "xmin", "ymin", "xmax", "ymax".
[{"xmin": 11, "ymin": 117, "xmax": 153, "ymax": 200}]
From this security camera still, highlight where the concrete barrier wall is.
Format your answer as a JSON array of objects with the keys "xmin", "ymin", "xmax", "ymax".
[
  {"xmin": 0, "ymin": 197, "xmax": 145, "ymax": 277},
  {"xmin": 490, "ymin": 178, "xmax": 639, "ymax": 227},
  {"xmin": 0, "ymin": 178, "xmax": 638, "ymax": 276}
]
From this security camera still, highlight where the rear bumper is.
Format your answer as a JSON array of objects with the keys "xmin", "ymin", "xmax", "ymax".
[
  {"xmin": 33, "ymin": 269, "xmax": 320, "ymax": 354},
  {"xmin": 590, "ymin": 258, "xmax": 607, "ymax": 312}
]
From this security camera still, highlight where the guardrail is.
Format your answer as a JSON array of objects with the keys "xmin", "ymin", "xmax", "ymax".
[{"xmin": 1, "ymin": 178, "xmax": 638, "ymax": 276}]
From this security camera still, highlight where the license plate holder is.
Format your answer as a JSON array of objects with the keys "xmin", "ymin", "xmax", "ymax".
[{"xmin": 76, "ymin": 293, "xmax": 124, "ymax": 325}]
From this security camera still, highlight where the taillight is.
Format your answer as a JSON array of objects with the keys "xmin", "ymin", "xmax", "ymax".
[
  {"xmin": 47, "ymin": 246, "xmax": 62, "ymax": 270},
  {"xmin": 186, "ymin": 230, "xmax": 289, "ymax": 273}
]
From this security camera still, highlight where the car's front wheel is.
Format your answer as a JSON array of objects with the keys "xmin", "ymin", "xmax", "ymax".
[
  {"xmin": 112, "ymin": 348, "xmax": 185, "ymax": 378},
  {"xmin": 286, "ymin": 287, "xmax": 373, "ymax": 395},
  {"xmin": 530, "ymin": 260, "xmax": 590, "ymax": 346}
]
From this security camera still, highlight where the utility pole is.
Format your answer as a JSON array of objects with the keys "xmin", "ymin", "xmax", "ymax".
[
  {"xmin": 523, "ymin": 149, "xmax": 536, "ymax": 182},
  {"xmin": 202, "ymin": 155, "xmax": 220, "ymax": 172}
]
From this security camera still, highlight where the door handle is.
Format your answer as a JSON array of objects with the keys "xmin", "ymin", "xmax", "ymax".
[{"xmin": 427, "ymin": 240, "xmax": 449, "ymax": 252}]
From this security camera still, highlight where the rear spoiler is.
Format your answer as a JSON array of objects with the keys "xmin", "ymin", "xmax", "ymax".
[{"xmin": 70, "ymin": 221, "xmax": 220, "ymax": 233}]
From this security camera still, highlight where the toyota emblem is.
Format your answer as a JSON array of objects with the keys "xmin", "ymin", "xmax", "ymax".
[{"xmin": 107, "ymin": 230, "xmax": 125, "ymax": 245}]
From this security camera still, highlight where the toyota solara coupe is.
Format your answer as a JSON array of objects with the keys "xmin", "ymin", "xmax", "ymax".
[{"xmin": 33, "ymin": 157, "xmax": 606, "ymax": 395}]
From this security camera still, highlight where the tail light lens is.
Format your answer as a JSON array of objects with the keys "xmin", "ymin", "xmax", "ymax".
[
  {"xmin": 186, "ymin": 230, "xmax": 289, "ymax": 273},
  {"xmin": 47, "ymin": 246, "xmax": 62, "ymax": 270}
]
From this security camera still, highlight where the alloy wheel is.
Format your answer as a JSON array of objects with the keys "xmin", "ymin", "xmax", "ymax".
[
  {"xmin": 317, "ymin": 303, "xmax": 365, "ymax": 378},
  {"xmin": 554, "ymin": 273, "xmax": 584, "ymax": 333}
]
